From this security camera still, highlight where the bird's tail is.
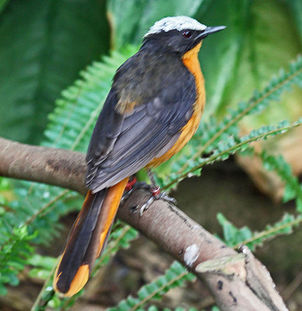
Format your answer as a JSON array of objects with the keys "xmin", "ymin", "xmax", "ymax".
[{"xmin": 53, "ymin": 177, "xmax": 129, "ymax": 297}]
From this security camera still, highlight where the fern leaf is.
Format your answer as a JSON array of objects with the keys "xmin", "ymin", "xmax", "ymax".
[
  {"xmin": 107, "ymin": 261, "xmax": 195, "ymax": 311},
  {"xmin": 43, "ymin": 46, "xmax": 137, "ymax": 151},
  {"xmin": 0, "ymin": 225, "xmax": 35, "ymax": 294},
  {"xmin": 261, "ymin": 152, "xmax": 302, "ymax": 212},
  {"xmin": 162, "ymin": 118, "xmax": 302, "ymax": 190},
  {"xmin": 217, "ymin": 213, "xmax": 302, "ymax": 250},
  {"xmin": 198, "ymin": 55, "xmax": 302, "ymax": 154}
]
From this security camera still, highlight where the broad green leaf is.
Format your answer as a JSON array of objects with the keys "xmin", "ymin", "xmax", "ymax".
[
  {"xmin": 0, "ymin": 0, "xmax": 109, "ymax": 143},
  {"xmin": 218, "ymin": 0, "xmax": 302, "ymax": 126},
  {"xmin": 195, "ymin": 0, "xmax": 252, "ymax": 117},
  {"xmin": 107, "ymin": 0, "xmax": 206, "ymax": 49},
  {"xmin": 196, "ymin": 0, "xmax": 302, "ymax": 124},
  {"xmin": 285, "ymin": 0, "xmax": 302, "ymax": 41},
  {"xmin": 0, "ymin": 0, "xmax": 9, "ymax": 13}
]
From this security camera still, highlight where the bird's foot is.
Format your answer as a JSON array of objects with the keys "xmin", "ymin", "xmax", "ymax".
[
  {"xmin": 121, "ymin": 174, "xmax": 176, "ymax": 215},
  {"xmin": 138, "ymin": 187, "xmax": 176, "ymax": 216},
  {"xmin": 122, "ymin": 176, "xmax": 145, "ymax": 203},
  {"xmin": 122, "ymin": 176, "xmax": 151, "ymax": 202}
]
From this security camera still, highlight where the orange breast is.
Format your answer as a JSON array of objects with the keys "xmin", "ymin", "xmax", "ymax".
[{"xmin": 148, "ymin": 42, "xmax": 205, "ymax": 168}]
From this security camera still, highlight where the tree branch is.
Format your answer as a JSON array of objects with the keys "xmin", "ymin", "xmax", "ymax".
[
  {"xmin": 0, "ymin": 137, "xmax": 86, "ymax": 194},
  {"xmin": 0, "ymin": 137, "xmax": 288, "ymax": 311}
]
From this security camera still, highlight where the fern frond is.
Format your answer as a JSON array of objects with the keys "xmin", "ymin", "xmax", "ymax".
[
  {"xmin": 163, "ymin": 118, "xmax": 302, "ymax": 190},
  {"xmin": 27, "ymin": 254, "xmax": 56, "ymax": 280},
  {"xmin": 198, "ymin": 55, "xmax": 302, "ymax": 156},
  {"xmin": 0, "ymin": 225, "xmax": 35, "ymax": 295},
  {"xmin": 218, "ymin": 213, "xmax": 302, "ymax": 250},
  {"xmin": 107, "ymin": 261, "xmax": 195, "ymax": 311},
  {"xmin": 43, "ymin": 46, "xmax": 137, "ymax": 151},
  {"xmin": 261, "ymin": 152, "xmax": 302, "ymax": 212}
]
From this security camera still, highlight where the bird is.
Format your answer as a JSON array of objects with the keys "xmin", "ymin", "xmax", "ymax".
[{"xmin": 53, "ymin": 16, "xmax": 225, "ymax": 297}]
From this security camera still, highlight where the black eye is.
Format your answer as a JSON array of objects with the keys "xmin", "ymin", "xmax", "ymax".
[{"xmin": 182, "ymin": 30, "xmax": 192, "ymax": 38}]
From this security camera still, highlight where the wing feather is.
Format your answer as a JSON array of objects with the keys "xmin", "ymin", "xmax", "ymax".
[{"xmin": 86, "ymin": 51, "xmax": 196, "ymax": 192}]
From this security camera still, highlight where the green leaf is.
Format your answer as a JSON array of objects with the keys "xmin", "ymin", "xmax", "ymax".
[
  {"xmin": 28, "ymin": 268, "xmax": 51, "ymax": 280},
  {"xmin": 217, "ymin": 0, "xmax": 302, "ymax": 127},
  {"xmin": 161, "ymin": 118, "xmax": 302, "ymax": 190},
  {"xmin": 217, "ymin": 213, "xmax": 253, "ymax": 247},
  {"xmin": 108, "ymin": 261, "xmax": 195, "ymax": 311},
  {"xmin": 218, "ymin": 212, "xmax": 302, "ymax": 250},
  {"xmin": 0, "ymin": 0, "xmax": 109, "ymax": 143},
  {"xmin": 43, "ymin": 46, "xmax": 137, "ymax": 151},
  {"xmin": 0, "ymin": 225, "xmax": 34, "ymax": 293},
  {"xmin": 261, "ymin": 152, "xmax": 302, "ymax": 213},
  {"xmin": 107, "ymin": 0, "xmax": 205, "ymax": 49},
  {"xmin": 0, "ymin": 0, "xmax": 9, "ymax": 13},
  {"xmin": 195, "ymin": 0, "xmax": 252, "ymax": 117},
  {"xmin": 283, "ymin": 0, "xmax": 302, "ymax": 48},
  {"xmin": 27, "ymin": 254, "xmax": 56, "ymax": 270}
]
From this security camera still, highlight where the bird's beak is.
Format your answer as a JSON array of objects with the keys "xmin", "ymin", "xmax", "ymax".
[{"xmin": 196, "ymin": 25, "xmax": 226, "ymax": 41}]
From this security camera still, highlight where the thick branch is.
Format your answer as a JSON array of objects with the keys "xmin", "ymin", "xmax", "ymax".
[
  {"xmin": 0, "ymin": 137, "xmax": 86, "ymax": 193},
  {"xmin": 0, "ymin": 137, "xmax": 288, "ymax": 311}
]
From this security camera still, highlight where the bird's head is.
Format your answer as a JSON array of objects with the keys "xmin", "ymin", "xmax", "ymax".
[{"xmin": 143, "ymin": 16, "xmax": 226, "ymax": 55}]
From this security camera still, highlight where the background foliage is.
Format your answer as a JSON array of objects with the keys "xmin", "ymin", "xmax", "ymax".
[{"xmin": 0, "ymin": 0, "xmax": 301, "ymax": 310}]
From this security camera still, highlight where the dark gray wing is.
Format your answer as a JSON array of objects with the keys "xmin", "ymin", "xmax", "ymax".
[{"xmin": 86, "ymin": 53, "xmax": 196, "ymax": 192}]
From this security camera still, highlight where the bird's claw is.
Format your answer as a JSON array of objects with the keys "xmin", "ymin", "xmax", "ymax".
[
  {"xmin": 138, "ymin": 189, "xmax": 177, "ymax": 216},
  {"xmin": 157, "ymin": 192, "xmax": 177, "ymax": 204},
  {"xmin": 121, "ymin": 176, "xmax": 176, "ymax": 216},
  {"xmin": 139, "ymin": 195, "xmax": 155, "ymax": 216}
]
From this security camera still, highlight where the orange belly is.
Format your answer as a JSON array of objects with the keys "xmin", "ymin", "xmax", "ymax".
[{"xmin": 148, "ymin": 42, "xmax": 205, "ymax": 168}]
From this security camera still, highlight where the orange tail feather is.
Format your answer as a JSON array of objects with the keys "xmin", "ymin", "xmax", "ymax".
[{"xmin": 53, "ymin": 178, "xmax": 128, "ymax": 297}]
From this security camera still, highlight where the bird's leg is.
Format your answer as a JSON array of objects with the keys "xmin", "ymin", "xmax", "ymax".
[
  {"xmin": 138, "ymin": 169, "xmax": 176, "ymax": 215},
  {"xmin": 121, "ymin": 176, "xmax": 141, "ymax": 202},
  {"xmin": 125, "ymin": 175, "xmax": 138, "ymax": 192},
  {"xmin": 121, "ymin": 171, "xmax": 176, "ymax": 215},
  {"xmin": 121, "ymin": 175, "xmax": 151, "ymax": 203}
]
